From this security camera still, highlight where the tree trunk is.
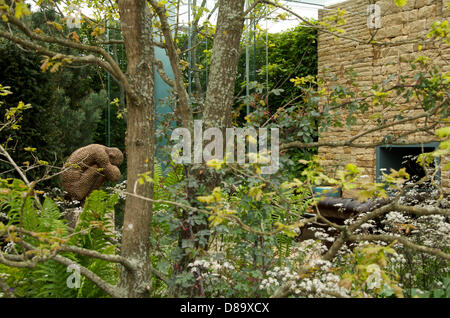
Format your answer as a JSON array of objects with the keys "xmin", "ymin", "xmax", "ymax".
[
  {"xmin": 176, "ymin": 0, "xmax": 246, "ymax": 281},
  {"xmin": 187, "ymin": 0, "xmax": 246, "ymax": 214},
  {"xmin": 203, "ymin": 0, "xmax": 246, "ymax": 129},
  {"xmin": 117, "ymin": 0, "xmax": 155, "ymax": 298}
]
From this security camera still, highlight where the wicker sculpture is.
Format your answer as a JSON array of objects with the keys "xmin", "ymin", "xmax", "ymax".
[{"xmin": 61, "ymin": 144, "xmax": 124, "ymax": 202}]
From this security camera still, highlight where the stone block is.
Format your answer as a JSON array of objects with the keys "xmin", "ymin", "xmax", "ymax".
[
  {"xmin": 408, "ymin": 19, "xmax": 427, "ymax": 33},
  {"xmin": 379, "ymin": 24, "xmax": 403, "ymax": 38},
  {"xmin": 415, "ymin": 0, "xmax": 426, "ymax": 9},
  {"xmin": 418, "ymin": 5, "xmax": 436, "ymax": 19}
]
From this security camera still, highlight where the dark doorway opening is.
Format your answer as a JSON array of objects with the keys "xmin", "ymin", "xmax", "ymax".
[{"xmin": 376, "ymin": 143, "xmax": 440, "ymax": 184}]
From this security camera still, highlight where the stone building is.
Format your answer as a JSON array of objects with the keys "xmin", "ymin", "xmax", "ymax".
[{"xmin": 317, "ymin": 0, "xmax": 450, "ymax": 196}]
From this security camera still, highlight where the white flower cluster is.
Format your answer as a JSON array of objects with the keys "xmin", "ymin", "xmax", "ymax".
[
  {"xmin": 189, "ymin": 259, "xmax": 235, "ymax": 271},
  {"xmin": 260, "ymin": 266, "xmax": 293, "ymax": 290},
  {"xmin": 257, "ymin": 239, "xmax": 352, "ymax": 297},
  {"xmin": 380, "ymin": 210, "xmax": 449, "ymax": 253},
  {"xmin": 389, "ymin": 252, "xmax": 407, "ymax": 265},
  {"xmin": 294, "ymin": 273, "xmax": 348, "ymax": 298},
  {"xmin": 107, "ymin": 180, "xmax": 127, "ymax": 200},
  {"xmin": 383, "ymin": 211, "xmax": 409, "ymax": 225},
  {"xmin": 185, "ymin": 256, "xmax": 239, "ymax": 296},
  {"xmin": 259, "ymin": 263, "xmax": 348, "ymax": 298},
  {"xmin": 305, "ymin": 226, "xmax": 336, "ymax": 243},
  {"xmin": 359, "ymin": 219, "xmax": 377, "ymax": 231},
  {"xmin": 187, "ymin": 258, "xmax": 235, "ymax": 282},
  {"xmin": 309, "ymin": 259, "xmax": 333, "ymax": 270},
  {"xmin": 345, "ymin": 193, "xmax": 449, "ymax": 293},
  {"xmin": 313, "ymin": 230, "xmax": 335, "ymax": 242},
  {"xmin": 55, "ymin": 198, "xmax": 81, "ymax": 208},
  {"xmin": 296, "ymin": 239, "xmax": 329, "ymax": 260}
]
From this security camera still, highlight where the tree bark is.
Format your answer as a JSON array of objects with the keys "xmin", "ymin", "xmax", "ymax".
[
  {"xmin": 176, "ymin": 0, "xmax": 246, "ymax": 280},
  {"xmin": 203, "ymin": 0, "xmax": 246, "ymax": 129},
  {"xmin": 117, "ymin": 0, "xmax": 155, "ymax": 298},
  {"xmin": 187, "ymin": 0, "xmax": 246, "ymax": 209}
]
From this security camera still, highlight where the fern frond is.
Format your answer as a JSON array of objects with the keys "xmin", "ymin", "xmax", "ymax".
[{"xmin": 31, "ymin": 256, "xmax": 78, "ymax": 298}]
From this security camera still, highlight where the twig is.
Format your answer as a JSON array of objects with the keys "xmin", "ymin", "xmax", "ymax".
[
  {"xmin": 0, "ymin": 145, "xmax": 42, "ymax": 210},
  {"xmin": 18, "ymin": 240, "xmax": 125, "ymax": 297},
  {"xmin": 347, "ymin": 234, "xmax": 450, "ymax": 261},
  {"xmin": 57, "ymin": 245, "xmax": 137, "ymax": 272}
]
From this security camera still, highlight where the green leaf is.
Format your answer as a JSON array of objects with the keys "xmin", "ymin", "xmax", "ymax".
[
  {"xmin": 14, "ymin": 2, "xmax": 31, "ymax": 19},
  {"xmin": 436, "ymin": 126, "xmax": 450, "ymax": 138},
  {"xmin": 433, "ymin": 288, "xmax": 445, "ymax": 298},
  {"xmin": 394, "ymin": 0, "xmax": 408, "ymax": 7}
]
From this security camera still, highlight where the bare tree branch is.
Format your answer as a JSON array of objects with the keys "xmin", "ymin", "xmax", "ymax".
[
  {"xmin": 281, "ymin": 97, "xmax": 446, "ymax": 151},
  {"xmin": 0, "ymin": 144, "xmax": 43, "ymax": 210},
  {"xmin": 242, "ymin": 0, "xmax": 263, "ymax": 18},
  {"xmin": 256, "ymin": 0, "xmax": 430, "ymax": 47},
  {"xmin": 2, "ymin": 226, "xmax": 137, "ymax": 272},
  {"xmin": 17, "ymin": 240, "xmax": 124, "ymax": 297},
  {"xmin": 52, "ymin": 253, "xmax": 125, "ymax": 297},
  {"xmin": 349, "ymin": 203, "xmax": 450, "ymax": 232},
  {"xmin": 0, "ymin": 29, "xmax": 120, "ymax": 83},
  {"xmin": 0, "ymin": 253, "xmax": 38, "ymax": 269},
  {"xmin": 0, "ymin": 11, "xmax": 132, "ymax": 96},
  {"xmin": 347, "ymin": 234, "xmax": 450, "ymax": 261},
  {"xmin": 57, "ymin": 245, "xmax": 137, "ymax": 272},
  {"xmin": 148, "ymin": 0, "xmax": 194, "ymax": 130},
  {"xmin": 0, "ymin": 145, "xmax": 32, "ymax": 188},
  {"xmin": 153, "ymin": 57, "xmax": 175, "ymax": 88}
]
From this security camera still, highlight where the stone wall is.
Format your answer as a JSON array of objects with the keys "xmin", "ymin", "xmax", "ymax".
[{"xmin": 317, "ymin": 0, "xmax": 450, "ymax": 197}]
